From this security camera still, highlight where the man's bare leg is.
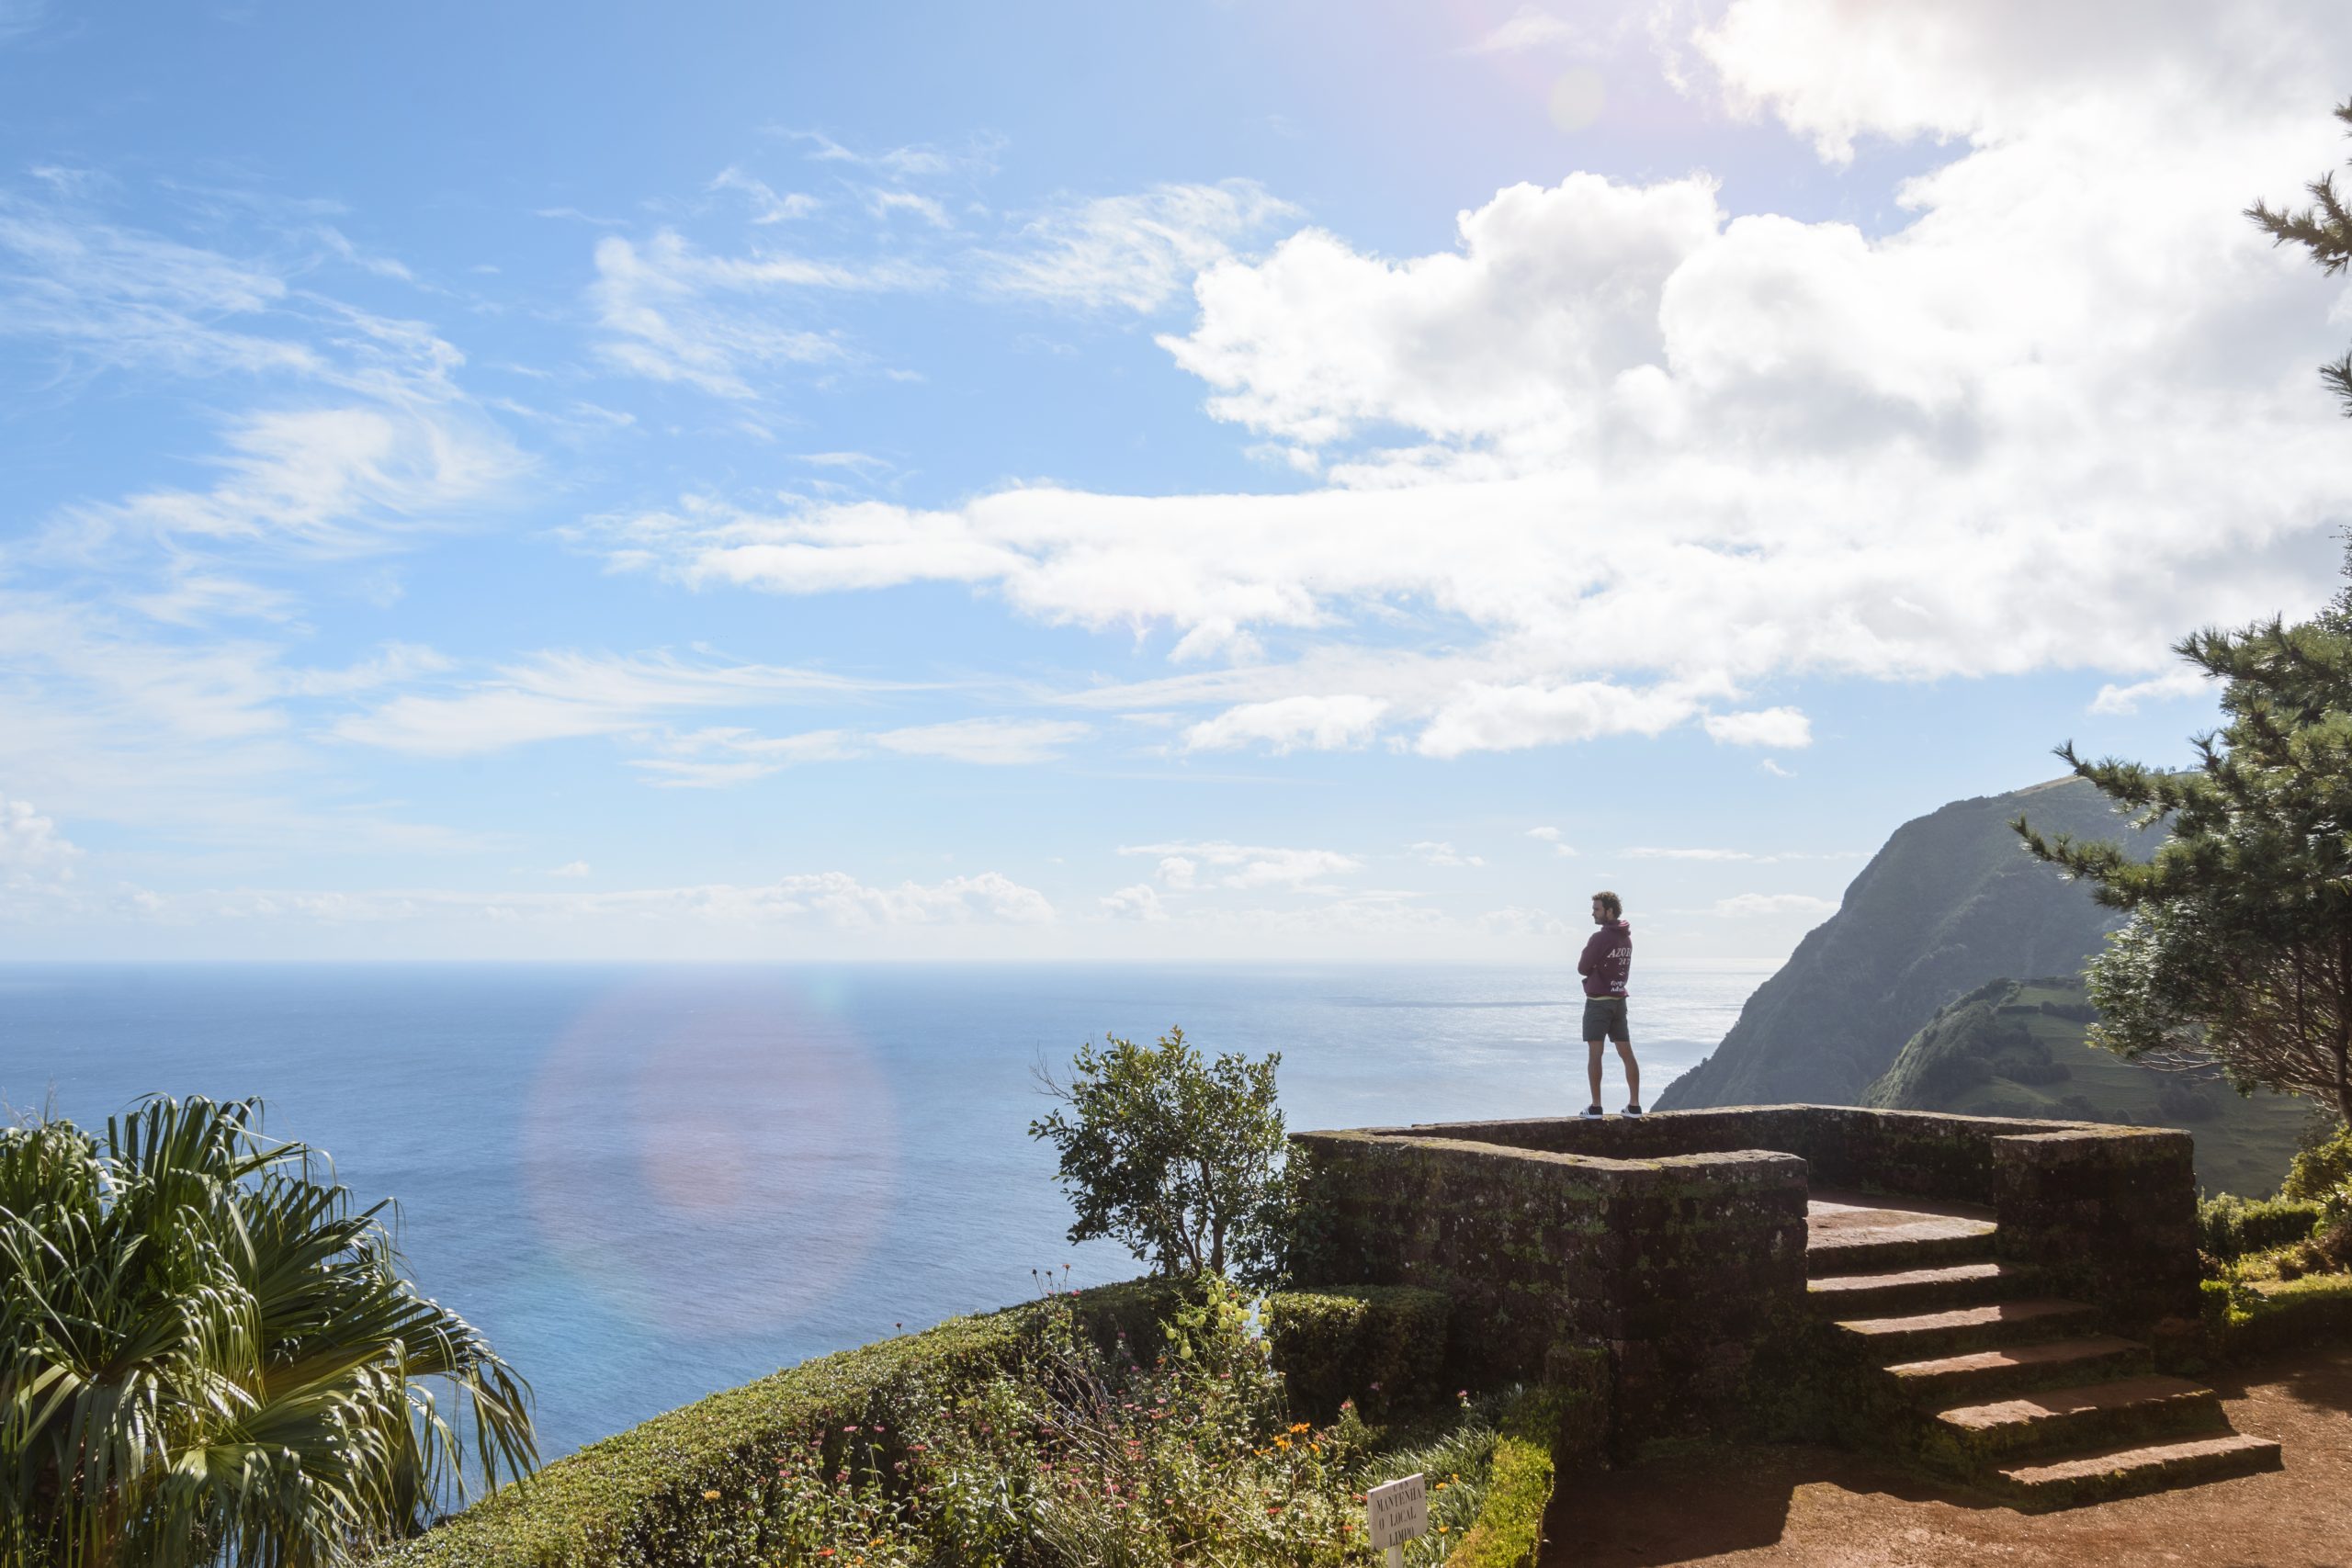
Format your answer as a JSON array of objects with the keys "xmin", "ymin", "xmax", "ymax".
[
  {"xmin": 1617, "ymin": 1042, "xmax": 1640, "ymax": 1107},
  {"xmin": 1586, "ymin": 1039, "xmax": 1605, "ymax": 1108}
]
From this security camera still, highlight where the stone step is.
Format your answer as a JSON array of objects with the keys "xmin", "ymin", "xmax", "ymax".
[
  {"xmin": 1807, "ymin": 1259, "xmax": 2031, "ymax": 1318},
  {"xmin": 1833, "ymin": 1298, "xmax": 2100, "ymax": 1360},
  {"xmin": 1922, "ymin": 1374, "xmax": 2226, "ymax": 1469},
  {"xmin": 1807, "ymin": 1219, "xmax": 1998, "ymax": 1276},
  {"xmin": 1880, "ymin": 1335, "xmax": 2153, "ymax": 1405},
  {"xmin": 1994, "ymin": 1432, "xmax": 2283, "ymax": 1511}
]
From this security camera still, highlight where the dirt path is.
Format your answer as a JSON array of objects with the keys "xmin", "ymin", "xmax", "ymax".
[{"xmin": 1544, "ymin": 1344, "xmax": 2352, "ymax": 1567}]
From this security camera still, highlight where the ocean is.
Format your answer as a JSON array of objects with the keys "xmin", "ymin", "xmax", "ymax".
[{"xmin": 0, "ymin": 962, "xmax": 1764, "ymax": 1460}]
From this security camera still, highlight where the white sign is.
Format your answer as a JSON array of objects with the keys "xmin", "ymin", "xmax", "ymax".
[{"xmin": 1368, "ymin": 1472, "xmax": 1429, "ymax": 1559}]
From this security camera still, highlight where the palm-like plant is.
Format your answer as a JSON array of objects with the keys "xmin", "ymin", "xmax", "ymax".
[{"xmin": 0, "ymin": 1097, "xmax": 535, "ymax": 1568}]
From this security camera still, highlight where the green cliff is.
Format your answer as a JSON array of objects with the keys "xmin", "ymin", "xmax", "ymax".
[
  {"xmin": 1860, "ymin": 976, "xmax": 2315, "ymax": 1195},
  {"xmin": 1657, "ymin": 777, "xmax": 2134, "ymax": 1111}
]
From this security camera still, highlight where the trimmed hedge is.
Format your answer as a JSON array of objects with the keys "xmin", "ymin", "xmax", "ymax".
[
  {"xmin": 2192, "ymin": 1270, "xmax": 2352, "ymax": 1365},
  {"xmin": 1442, "ymin": 1386, "xmax": 1569, "ymax": 1568},
  {"xmin": 381, "ymin": 1288, "xmax": 1148, "ymax": 1568},
  {"xmin": 2232, "ymin": 1273, "xmax": 2352, "ymax": 1357},
  {"xmin": 1261, "ymin": 1284, "xmax": 1450, "ymax": 1421},
  {"xmin": 2197, "ymin": 1192, "xmax": 2323, "ymax": 1259}
]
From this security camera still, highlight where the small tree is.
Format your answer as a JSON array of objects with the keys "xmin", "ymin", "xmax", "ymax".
[{"xmin": 1029, "ymin": 1028, "xmax": 1287, "ymax": 1283}]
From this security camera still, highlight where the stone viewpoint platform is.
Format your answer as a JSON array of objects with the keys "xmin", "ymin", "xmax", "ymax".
[{"xmin": 1288, "ymin": 1106, "xmax": 2279, "ymax": 1509}]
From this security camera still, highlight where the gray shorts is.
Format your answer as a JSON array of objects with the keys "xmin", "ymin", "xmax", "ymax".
[{"xmin": 1582, "ymin": 997, "xmax": 1630, "ymax": 1044}]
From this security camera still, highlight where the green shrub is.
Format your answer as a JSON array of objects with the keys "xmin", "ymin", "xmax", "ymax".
[
  {"xmin": 1263, "ymin": 1285, "xmax": 1451, "ymax": 1421},
  {"xmin": 2282, "ymin": 1121, "xmax": 2352, "ymax": 1200},
  {"xmin": 1442, "ymin": 1387, "xmax": 1568, "ymax": 1568},
  {"xmin": 378, "ymin": 1300, "xmax": 1045, "ymax": 1568},
  {"xmin": 2193, "ymin": 1271, "xmax": 2352, "ymax": 1360},
  {"xmin": 1063, "ymin": 1275, "xmax": 1181, "ymax": 1363},
  {"xmin": 2230, "ymin": 1273, "xmax": 2352, "ymax": 1357},
  {"xmin": 2197, "ymin": 1191, "xmax": 2323, "ymax": 1258}
]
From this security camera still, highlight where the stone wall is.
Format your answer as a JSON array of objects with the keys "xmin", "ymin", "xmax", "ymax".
[
  {"xmin": 1293, "ymin": 1106, "xmax": 2204, "ymax": 1450},
  {"xmin": 1288, "ymin": 1128, "xmax": 1806, "ymax": 1449},
  {"xmin": 1993, "ymin": 1125, "xmax": 2200, "ymax": 1333},
  {"xmin": 1370, "ymin": 1105, "xmax": 2065, "ymax": 1204}
]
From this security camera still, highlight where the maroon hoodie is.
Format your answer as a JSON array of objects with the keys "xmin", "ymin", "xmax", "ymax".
[{"xmin": 1577, "ymin": 919, "xmax": 1632, "ymax": 998}]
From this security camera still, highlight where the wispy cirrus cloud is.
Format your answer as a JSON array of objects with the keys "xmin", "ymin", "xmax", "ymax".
[
  {"xmin": 874, "ymin": 716, "xmax": 1091, "ymax": 765},
  {"xmin": 983, "ymin": 180, "xmax": 1297, "ymax": 313},
  {"xmin": 586, "ymin": 229, "xmax": 938, "ymax": 398},
  {"xmin": 708, "ymin": 165, "xmax": 820, "ymax": 224},
  {"xmin": 334, "ymin": 651, "xmax": 910, "ymax": 757},
  {"xmin": 62, "ymin": 405, "xmax": 524, "ymax": 559}
]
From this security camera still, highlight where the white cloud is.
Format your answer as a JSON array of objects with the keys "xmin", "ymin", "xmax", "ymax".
[
  {"xmin": 609, "ymin": 20, "xmax": 2352, "ymax": 754},
  {"xmin": 874, "ymin": 717, "xmax": 1090, "ymax": 765},
  {"xmin": 988, "ymin": 181, "xmax": 1298, "ymax": 313},
  {"xmin": 2089, "ymin": 666, "xmax": 2212, "ymax": 716},
  {"xmin": 334, "ymin": 652, "xmax": 901, "ymax": 757},
  {"xmin": 314, "ymin": 226, "xmax": 415, "ymax": 283},
  {"xmin": 1759, "ymin": 758, "xmax": 1795, "ymax": 777},
  {"xmin": 587, "ymin": 230, "xmax": 934, "ymax": 397},
  {"xmin": 1702, "ymin": 705, "xmax": 1813, "ymax": 748},
  {"xmin": 1100, "ymin": 883, "xmax": 1168, "ymax": 922},
  {"xmin": 1121, "ymin": 840, "xmax": 1363, "ymax": 891},
  {"xmin": 868, "ymin": 189, "xmax": 953, "ymax": 229},
  {"xmin": 628, "ymin": 726, "xmax": 864, "ymax": 787},
  {"xmin": 75, "ymin": 406, "xmax": 523, "ymax": 558},
  {"xmin": 1527, "ymin": 826, "xmax": 1579, "ymax": 856},
  {"xmin": 1414, "ymin": 681, "xmax": 1701, "ymax": 758},
  {"xmin": 789, "ymin": 130, "xmax": 1001, "ymax": 181},
  {"xmin": 281, "ymin": 644, "xmax": 458, "ymax": 696},
  {"xmin": 1463, "ymin": 6, "xmax": 1579, "ymax": 54},
  {"xmin": 0, "ymin": 798, "xmax": 80, "ymax": 890},
  {"xmin": 548, "ymin": 860, "xmax": 591, "ymax": 878},
  {"xmin": 1410, "ymin": 840, "xmax": 1485, "ymax": 867},
  {"xmin": 1712, "ymin": 892, "xmax": 1837, "ymax": 917},
  {"xmin": 1182, "ymin": 694, "xmax": 1386, "ymax": 754},
  {"xmin": 0, "ymin": 197, "xmax": 314, "ymax": 381},
  {"xmin": 708, "ymin": 166, "xmax": 819, "ymax": 224}
]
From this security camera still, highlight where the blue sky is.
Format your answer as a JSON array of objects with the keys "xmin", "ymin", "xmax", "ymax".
[{"xmin": 4, "ymin": 0, "xmax": 2349, "ymax": 963}]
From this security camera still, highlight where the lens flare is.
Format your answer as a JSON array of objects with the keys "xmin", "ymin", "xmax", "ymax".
[
  {"xmin": 1547, "ymin": 66, "xmax": 1606, "ymax": 132},
  {"xmin": 521, "ymin": 975, "xmax": 899, "ymax": 1340}
]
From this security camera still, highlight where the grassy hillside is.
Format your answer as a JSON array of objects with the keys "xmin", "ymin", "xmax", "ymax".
[
  {"xmin": 1860, "ymin": 976, "xmax": 2321, "ymax": 1196},
  {"xmin": 1660, "ymin": 776, "xmax": 2138, "ymax": 1110}
]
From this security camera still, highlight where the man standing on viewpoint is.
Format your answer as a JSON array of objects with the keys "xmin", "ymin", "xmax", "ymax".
[{"xmin": 1577, "ymin": 890, "xmax": 1638, "ymax": 1117}]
